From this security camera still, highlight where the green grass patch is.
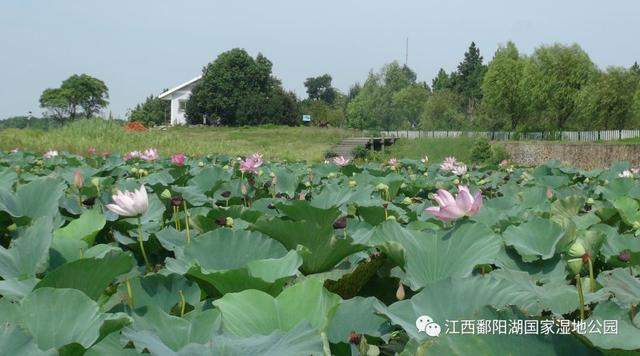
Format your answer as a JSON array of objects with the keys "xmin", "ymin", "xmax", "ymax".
[
  {"xmin": 373, "ymin": 137, "xmax": 475, "ymax": 163},
  {"xmin": 0, "ymin": 119, "xmax": 359, "ymax": 162}
]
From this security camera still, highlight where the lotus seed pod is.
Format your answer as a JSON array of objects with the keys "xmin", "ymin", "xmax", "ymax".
[
  {"xmin": 91, "ymin": 177, "xmax": 100, "ymax": 187},
  {"xmin": 402, "ymin": 197, "xmax": 412, "ymax": 205},
  {"xmin": 386, "ymin": 215, "xmax": 396, "ymax": 221},
  {"xmin": 160, "ymin": 189, "xmax": 171, "ymax": 199},
  {"xmin": 328, "ymin": 172, "xmax": 337, "ymax": 178},
  {"xmin": 423, "ymin": 172, "xmax": 428, "ymax": 176},
  {"xmin": 400, "ymin": 183, "xmax": 407, "ymax": 189},
  {"xmin": 390, "ymin": 166, "xmax": 396, "ymax": 171},
  {"xmin": 225, "ymin": 217, "xmax": 234, "ymax": 227},
  {"xmin": 567, "ymin": 258, "xmax": 583, "ymax": 275},
  {"xmin": 569, "ymin": 241, "xmax": 586, "ymax": 258},
  {"xmin": 376, "ymin": 183, "xmax": 388, "ymax": 191},
  {"xmin": 131, "ymin": 167, "xmax": 139, "ymax": 173},
  {"xmin": 585, "ymin": 178, "xmax": 590, "ymax": 183},
  {"xmin": 304, "ymin": 181, "xmax": 311, "ymax": 187},
  {"xmin": 603, "ymin": 179, "xmax": 609, "ymax": 186},
  {"xmin": 586, "ymin": 198, "xmax": 594, "ymax": 205},
  {"xmin": 198, "ymin": 161, "xmax": 204, "ymax": 167},
  {"xmin": 269, "ymin": 172, "xmax": 275, "ymax": 178},
  {"xmin": 7, "ymin": 223, "xmax": 17, "ymax": 232},
  {"xmin": 348, "ymin": 180, "xmax": 357, "ymax": 188},
  {"xmin": 453, "ymin": 179, "xmax": 460, "ymax": 185}
]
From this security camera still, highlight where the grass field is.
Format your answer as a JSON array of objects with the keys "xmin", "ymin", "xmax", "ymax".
[
  {"xmin": 0, "ymin": 119, "xmax": 359, "ymax": 161},
  {"xmin": 372, "ymin": 137, "xmax": 475, "ymax": 163}
]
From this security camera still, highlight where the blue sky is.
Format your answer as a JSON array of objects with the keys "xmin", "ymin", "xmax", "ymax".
[{"xmin": 0, "ymin": 0, "xmax": 638, "ymax": 118}]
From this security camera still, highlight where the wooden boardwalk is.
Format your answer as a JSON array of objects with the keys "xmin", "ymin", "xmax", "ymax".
[{"xmin": 333, "ymin": 137, "xmax": 397, "ymax": 159}]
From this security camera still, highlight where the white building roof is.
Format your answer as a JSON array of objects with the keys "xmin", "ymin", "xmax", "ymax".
[{"xmin": 158, "ymin": 75, "xmax": 202, "ymax": 99}]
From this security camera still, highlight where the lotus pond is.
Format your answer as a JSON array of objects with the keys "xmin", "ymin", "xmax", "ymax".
[{"xmin": 1, "ymin": 150, "xmax": 639, "ymax": 355}]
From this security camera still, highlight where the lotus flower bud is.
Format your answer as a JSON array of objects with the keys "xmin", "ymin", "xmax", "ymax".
[
  {"xmin": 376, "ymin": 183, "xmax": 388, "ymax": 191},
  {"xmin": 586, "ymin": 198, "xmax": 594, "ymax": 205},
  {"xmin": 395, "ymin": 282, "xmax": 405, "ymax": 300},
  {"xmin": 453, "ymin": 179, "xmax": 460, "ymax": 185},
  {"xmin": 240, "ymin": 184, "xmax": 247, "ymax": 196},
  {"xmin": 160, "ymin": 189, "xmax": 172, "ymax": 199},
  {"xmin": 585, "ymin": 178, "xmax": 590, "ymax": 183},
  {"xmin": 333, "ymin": 216, "xmax": 347, "ymax": 229},
  {"xmin": 546, "ymin": 186, "xmax": 553, "ymax": 199},
  {"xmin": 171, "ymin": 196, "xmax": 184, "ymax": 207},
  {"xmin": 225, "ymin": 217, "xmax": 233, "ymax": 227},
  {"xmin": 269, "ymin": 172, "xmax": 276, "ymax": 178},
  {"xmin": 91, "ymin": 177, "xmax": 100, "ymax": 188},
  {"xmin": 567, "ymin": 258, "xmax": 583, "ymax": 275},
  {"xmin": 348, "ymin": 331, "xmax": 361, "ymax": 345},
  {"xmin": 402, "ymin": 197, "xmax": 412, "ymax": 205},
  {"xmin": 223, "ymin": 164, "xmax": 229, "ymax": 170},
  {"xmin": 73, "ymin": 171, "xmax": 84, "ymax": 189},
  {"xmin": 348, "ymin": 180, "xmax": 357, "ymax": 188},
  {"xmin": 198, "ymin": 161, "xmax": 204, "ymax": 167},
  {"xmin": 569, "ymin": 241, "xmax": 586, "ymax": 258},
  {"xmin": 304, "ymin": 181, "xmax": 311, "ymax": 187},
  {"xmin": 423, "ymin": 172, "xmax": 428, "ymax": 176},
  {"xmin": 619, "ymin": 250, "xmax": 631, "ymax": 262},
  {"xmin": 258, "ymin": 169, "xmax": 264, "ymax": 176}
]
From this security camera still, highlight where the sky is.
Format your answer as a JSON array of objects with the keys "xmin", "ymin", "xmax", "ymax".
[{"xmin": 0, "ymin": 0, "xmax": 639, "ymax": 119}]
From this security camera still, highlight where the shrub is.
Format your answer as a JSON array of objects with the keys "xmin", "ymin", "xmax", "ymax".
[
  {"xmin": 491, "ymin": 144, "xmax": 510, "ymax": 164},
  {"xmin": 352, "ymin": 146, "xmax": 369, "ymax": 159},
  {"xmin": 470, "ymin": 137, "xmax": 493, "ymax": 163}
]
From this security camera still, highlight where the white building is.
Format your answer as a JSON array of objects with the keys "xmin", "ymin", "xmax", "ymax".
[{"xmin": 158, "ymin": 75, "xmax": 202, "ymax": 125}]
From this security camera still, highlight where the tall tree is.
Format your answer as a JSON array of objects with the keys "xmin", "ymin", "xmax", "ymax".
[
  {"xmin": 631, "ymin": 61, "xmax": 640, "ymax": 76},
  {"xmin": 481, "ymin": 41, "xmax": 526, "ymax": 129},
  {"xmin": 521, "ymin": 43, "xmax": 597, "ymax": 129},
  {"xmin": 575, "ymin": 67, "xmax": 640, "ymax": 129},
  {"xmin": 392, "ymin": 84, "xmax": 429, "ymax": 128},
  {"xmin": 452, "ymin": 42, "xmax": 487, "ymax": 113},
  {"xmin": 431, "ymin": 68, "xmax": 452, "ymax": 92},
  {"xmin": 128, "ymin": 94, "xmax": 170, "ymax": 126},
  {"xmin": 186, "ymin": 49, "xmax": 287, "ymax": 126},
  {"xmin": 304, "ymin": 74, "xmax": 337, "ymax": 104},
  {"xmin": 39, "ymin": 74, "xmax": 108, "ymax": 121}
]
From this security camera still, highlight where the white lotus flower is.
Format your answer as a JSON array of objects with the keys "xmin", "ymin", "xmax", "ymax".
[
  {"xmin": 106, "ymin": 185, "xmax": 149, "ymax": 217},
  {"xmin": 43, "ymin": 150, "xmax": 58, "ymax": 158}
]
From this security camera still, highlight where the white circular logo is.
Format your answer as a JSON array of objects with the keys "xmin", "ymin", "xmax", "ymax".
[{"xmin": 416, "ymin": 315, "xmax": 441, "ymax": 337}]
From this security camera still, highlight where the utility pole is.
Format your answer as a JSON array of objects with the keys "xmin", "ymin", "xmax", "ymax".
[{"xmin": 405, "ymin": 37, "xmax": 409, "ymax": 66}]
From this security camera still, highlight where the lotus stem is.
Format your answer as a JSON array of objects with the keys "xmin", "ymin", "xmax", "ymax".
[
  {"xmin": 321, "ymin": 331, "xmax": 331, "ymax": 356},
  {"xmin": 126, "ymin": 279, "xmax": 134, "ymax": 309},
  {"xmin": 576, "ymin": 274, "xmax": 585, "ymax": 320},
  {"xmin": 183, "ymin": 201, "xmax": 190, "ymax": 244},
  {"xmin": 173, "ymin": 206, "xmax": 181, "ymax": 230},
  {"xmin": 587, "ymin": 257, "xmax": 595, "ymax": 292},
  {"xmin": 137, "ymin": 216, "xmax": 151, "ymax": 272},
  {"xmin": 179, "ymin": 290, "xmax": 186, "ymax": 317}
]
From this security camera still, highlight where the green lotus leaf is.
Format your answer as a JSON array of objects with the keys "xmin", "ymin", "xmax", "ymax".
[
  {"xmin": 167, "ymin": 228, "xmax": 302, "ymax": 295},
  {"xmin": 326, "ymin": 296, "xmax": 389, "ymax": 344},
  {"xmin": 0, "ymin": 178, "xmax": 65, "ymax": 219},
  {"xmin": 50, "ymin": 208, "xmax": 106, "ymax": 267},
  {"xmin": 583, "ymin": 301, "xmax": 640, "ymax": 350},
  {"xmin": 0, "ymin": 216, "xmax": 53, "ymax": 279},
  {"xmin": 35, "ymin": 250, "xmax": 134, "ymax": 300},
  {"xmin": 0, "ymin": 323, "xmax": 56, "ymax": 356},
  {"xmin": 502, "ymin": 216, "xmax": 565, "ymax": 261},
  {"xmin": 370, "ymin": 220, "xmax": 501, "ymax": 289},
  {"xmin": 115, "ymin": 273, "xmax": 201, "ymax": 313},
  {"xmin": 213, "ymin": 277, "xmax": 341, "ymax": 337}
]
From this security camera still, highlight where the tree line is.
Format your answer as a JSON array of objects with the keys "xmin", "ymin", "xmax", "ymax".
[{"xmin": 34, "ymin": 42, "xmax": 640, "ymax": 131}]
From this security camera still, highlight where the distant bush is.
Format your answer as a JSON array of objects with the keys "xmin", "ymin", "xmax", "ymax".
[
  {"xmin": 470, "ymin": 137, "xmax": 493, "ymax": 163},
  {"xmin": 0, "ymin": 116, "xmax": 60, "ymax": 131},
  {"xmin": 352, "ymin": 145, "xmax": 369, "ymax": 159},
  {"xmin": 128, "ymin": 95, "xmax": 169, "ymax": 126},
  {"xmin": 491, "ymin": 144, "xmax": 510, "ymax": 164}
]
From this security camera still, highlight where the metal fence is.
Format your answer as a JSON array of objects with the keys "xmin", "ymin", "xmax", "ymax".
[{"xmin": 379, "ymin": 129, "xmax": 640, "ymax": 142}]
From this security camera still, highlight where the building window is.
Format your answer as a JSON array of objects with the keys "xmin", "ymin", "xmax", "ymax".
[{"xmin": 178, "ymin": 100, "xmax": 187, "ymax": 112}]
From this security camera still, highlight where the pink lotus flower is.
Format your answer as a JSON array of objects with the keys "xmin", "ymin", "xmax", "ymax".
[
  {"xmin": 333, "ymin": 156, "xmax": 349, "ymax": 166},
  {"xmin": 425, "ymin": 186, "xmax": 482, "ymax": 221},
  {"xmin": 43, "ymin": 150, "xmax": 58, "ymax": 158},
  {"xmin": 440, "ymin": 157, "xmax": 458, "ymax": 171},
  {"xmin": 240, "ymin": 152, "xmax": 263, "ymax": 174},
  {"xmin": 10, "ymin": 148, "xmax": 19, "ymax": 153},
  {"xmin": 171, "ymin": 153, "xmax": 185, "ymax": 166},
  {"xmin": 106, "ymin": 185, "xmax": 149, "ymax": 217},
  {"xmin": 388, "ymin": 158, "xmax": 398, "ymax": 167},
  {"xmin": 124, "ymin": 151, "xmax": 140, "ymax": 161},
  {"xmin": 452, "ymin": 164, "xmax": 467, "ymax": 176},
  {"xmin": 140, "ymin": 148, "xmax": 158, "ymax": 161},
  {"xmin": 87, "ymin": 147, "xmax": 97, "ymax": 155},
  {"xmin": 619, "ymin": 170, "xmax": 634, "ymax": 178}
]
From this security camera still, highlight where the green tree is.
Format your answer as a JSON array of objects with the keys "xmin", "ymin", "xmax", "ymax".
[
  {"xmin": 303, "ymin": 74, "xmax": 337, "ymax": 104},
  {"xmin": 432, "ymin": 68, "xmax": 453, "ymax": 92},
  {"xmin": 481, "ymin": 42, "xmax": 526, "ymax": 129},
  {"xmin": 346, "ymin": 61, "xmax": 417, "ymax": 129},
  {"xmin": 128, "ymin": 95, "xmax": 170, "ymax": 126},
  {"xmin": 631, "ymin": 61, "xmax": 640, "ymax": 76},
  {"xmin": 521, "ymin": 43, "xmax": 597, "ymax": 129},
  {"xmin": 39, "ymin": 74, "xmax": 109, "ymax": 121},
  {"xmin": 420, "ymin": 90, "xmax": 466, "ymax": 129},
  {"xmin": 392, "ymin": 84, "xmax": 430, "ymax": 128},
  {"xmin": 186, "ymin": 48, "xmax": 279, "ymax": 126},
  {"xmin": 263, "ymin": 86, "xmax": 300, "ymax": 126},
  {"xmin": 575, "ymin": 67, "xmax": 640, "ymax": 129},
  {"xmin": 451, "ymin": 42, "xmax": 487, "ymax": 113}
]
